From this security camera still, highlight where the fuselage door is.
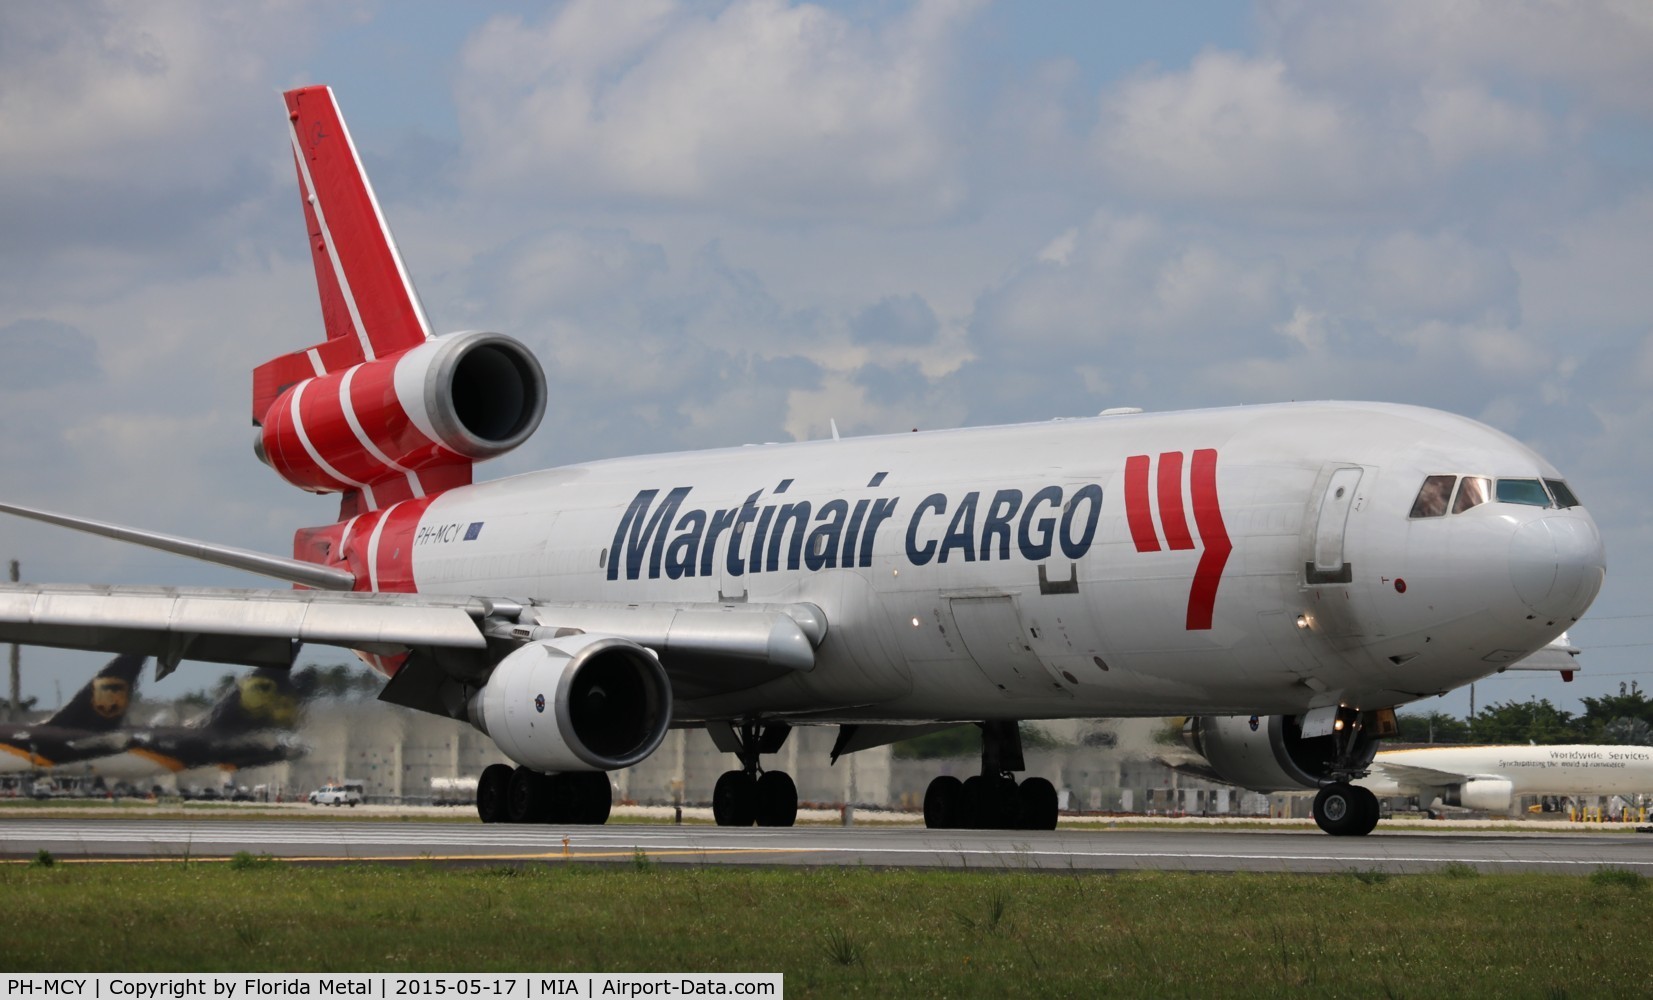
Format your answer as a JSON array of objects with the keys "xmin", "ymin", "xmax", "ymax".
[
  {"xmin": 949, "ymin": 596, "xmax": 1061, "ymax": 699},
  {"xmin": 1307, "ymin": 467, "xmax": 1364, "ymax": 585}
]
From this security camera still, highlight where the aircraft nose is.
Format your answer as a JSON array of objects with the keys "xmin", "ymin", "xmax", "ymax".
[{"xmin": 1509, "ymin": 514, "xmax": 1605, "ymax": 621}]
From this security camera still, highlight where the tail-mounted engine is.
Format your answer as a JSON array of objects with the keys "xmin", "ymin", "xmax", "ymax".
[
  {"xmin": 1182, "ymin": 712, "xmax": 1381, "ymax": 792},
  {"xmin": 467, "ymin": 633, "xmax": 672, "ymax": 772},
  {"xmin": 254, "ymin": 330, "xmax": 545, "ymax": 506}
]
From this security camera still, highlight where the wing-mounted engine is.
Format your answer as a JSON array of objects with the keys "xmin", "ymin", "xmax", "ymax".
[
  {"xmin": 1442, "ymin": 777, "xmax": 1514, "ymax": 813},
  {"xmin": 1181, "ymin": 713, "xmax": 1381, "ymax": 792},
  {"xmin": 254, "ymin": 330, "xmax": 545, "ymax": 508},
  {"xmin": 466, "ymin": 633, "xmax": 672, "ymax": 772}
]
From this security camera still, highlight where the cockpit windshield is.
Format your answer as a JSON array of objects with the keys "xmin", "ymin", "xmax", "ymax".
[
  {"xmin": 1453, "ymin": 476, "xmax": 1490, "ymax": 514},
  {"xmin": 1409, "ymin": 475, "xmax": 1583, "ymax": 517},
  {"xmin": 1545, "ymin": 479, "xmax": 1581, "ymax": 509},
  {"xmin": 1496, "ymin": 478, "xmax": 1551, "ymax": 507}
]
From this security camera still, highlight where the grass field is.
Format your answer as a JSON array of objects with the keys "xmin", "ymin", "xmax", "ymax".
[{"xmin": 4, "ymin": 858, "xmax": 1652, "ymax": 997}]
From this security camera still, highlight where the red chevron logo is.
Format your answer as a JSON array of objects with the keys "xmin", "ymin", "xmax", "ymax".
[{"xmin": 1124, "ymin": 449, "xmax": 1232, "ymax": 631}]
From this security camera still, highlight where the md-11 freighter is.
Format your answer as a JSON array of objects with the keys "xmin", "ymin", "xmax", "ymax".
[{"xmin": 0, "ymin": 87, "xmax": 1605, "ymax": 836}]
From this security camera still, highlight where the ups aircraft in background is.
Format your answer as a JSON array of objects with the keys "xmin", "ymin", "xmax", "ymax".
[
  {"xmin": 58, "ymin": 667, "xmax": 308, "ymax": 792},
  {"xmin": 0, "ymin": 654, "xmax": 144, "ymax": 774},
  {"xmin": 0, "ymin": 87, "xmax": 1605, "ymax": 836}
]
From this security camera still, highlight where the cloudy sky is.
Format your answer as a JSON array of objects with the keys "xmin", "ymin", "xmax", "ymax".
[{"xmin": 2, "ymin": 0, "xmax": 1650, "ymax": 718}]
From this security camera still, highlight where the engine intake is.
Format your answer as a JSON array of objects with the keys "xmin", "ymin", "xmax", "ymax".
[
  {"xmin": 256, "ymin": 330, "xmax": 545, "ymax": 496},
  {"xmin": 467, "ymin": 634, "xmax": 672, "ymax": 772},
  {"xmin": 1182, "ymin": 714, "xmax": 1378, "ymax": 792}
]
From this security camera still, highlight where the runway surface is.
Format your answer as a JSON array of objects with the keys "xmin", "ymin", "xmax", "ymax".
[{"xmin": 4, "ymin": 817, "xmax": 1653, "ymax": 874}]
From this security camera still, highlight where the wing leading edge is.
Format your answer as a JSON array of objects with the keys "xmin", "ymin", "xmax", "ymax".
[{"xmin": 0, "ymin": 583, "xmax": 821, "ymax": 708}]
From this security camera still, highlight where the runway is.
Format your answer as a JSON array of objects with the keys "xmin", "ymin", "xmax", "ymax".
[{"xmin": 4, "ymin": 817, "xmax": 1653, "ymax": 874}]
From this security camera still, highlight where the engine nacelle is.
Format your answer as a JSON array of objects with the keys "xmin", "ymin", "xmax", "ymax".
[
  {"xmin": 1182, "ymin": 714, "xmax": 1379, "ymax": 792},
  {"xmin": 256, "ymin": 330, "xmax": 545, "ymax": 495},
  {"xmin": 1443, "ymin": 778, "xmax": 1515, "ymax": 813},
  {"xmin": 467, "ymin": 634, "xmax": 671, "ymax": 772}
]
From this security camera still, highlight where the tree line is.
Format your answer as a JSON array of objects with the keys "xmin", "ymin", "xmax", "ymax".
[{"xmin": 1397, "ymin": 681, "xmax": 1653, "ymax": 746}]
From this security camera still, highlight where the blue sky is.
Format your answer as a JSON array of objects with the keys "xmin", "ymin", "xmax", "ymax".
[{"xmin": 1, "ymin": 0, "xmax": 1650, "ymax": 722}]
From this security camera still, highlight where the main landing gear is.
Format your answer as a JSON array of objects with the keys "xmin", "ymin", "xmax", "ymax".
[
  {"xmin": 922, "ymin": 720, "xmax": 1058, "ymax": 831},
  {"xmin": 476, "ymin": 763, "xmax": 613, "ymax": 825},
  {"xmin": 1312, "ymin": 782, "xmax": 1380, "ymax": 836},
  {"xmin": 712, "ymin": 721, "xmax": 799, "ymax": 827}
]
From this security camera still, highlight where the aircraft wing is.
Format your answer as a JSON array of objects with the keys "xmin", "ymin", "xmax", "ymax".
[
  {"xmin": 0, "ymin": 583, "xmax": 821, "ymax": 706},
  {"xmin": 1365, "ymin": 760, "xmax": 1474, "ymax": 790}
]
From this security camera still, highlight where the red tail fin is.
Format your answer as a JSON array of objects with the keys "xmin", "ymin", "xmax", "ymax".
[
  {"xmin": 255, "ymin": 86, "xmax": 544, "ymax": 588},
  {"xmin": 253, "ymin": 86, "xmax": 432, "ymax": 420}
]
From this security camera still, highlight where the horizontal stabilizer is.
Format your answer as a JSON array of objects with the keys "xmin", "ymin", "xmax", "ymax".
[{"xmin": 0, "ymin": 501, "xmax": 356, "ymax": 591}]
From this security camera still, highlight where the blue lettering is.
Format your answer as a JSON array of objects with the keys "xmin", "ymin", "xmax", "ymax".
[
  {"xmin": 938, "ymin": 491, "xmax": 979, "ymax": 563},
  {"xmin": 1018, "ymin": 486, "xmax": 1063, "ymax": 561},
  {"xmin": 608, "ymin": 487, "xmax": 692, "ymax": 581},
  {"xmin": 980, "ymin": 489, "xmax": 1022, "ymax": 561},
  {"xmin": 905, "ymin": 493, "xmax": 947, "ymax": 566},
  {"xmin": 664, "ymin": 509, "xmax": 706, "ymax": 579},
  {"xmin": 805, "ymin": 499, "xmax": 848, "ymax": 571},
  {"xmin": 768, "ymin": 501, "xmax": 813, "ymax": 572},
  {"xmin": 1059, "ymin": 484, "xmax": 1104, "ymax": 559}
]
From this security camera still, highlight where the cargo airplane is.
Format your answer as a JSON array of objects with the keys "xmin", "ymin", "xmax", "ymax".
[
  {"xmin": 0, "ymin": 654, "xmax": 144, "ymax": 773},
  {"xmin": 1358, "ymin": 744, "xmax": 1653, "ymax": 816},
  {"xmin": 0, "ymin": 87, "xmax": 1605, "ymax": 835},
  {"xmin": 57, "ymin": 667, "xmax": 308, "ymax": 791}
]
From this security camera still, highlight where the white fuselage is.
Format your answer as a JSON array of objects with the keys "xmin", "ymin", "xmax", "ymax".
[
  {"xmin": 376, "ymin": 401, "xmax": 1600, "ymax": 725},
  {"xmin": 1361, "ymin": 745, "xmax": 1653, "ymax": 799}
]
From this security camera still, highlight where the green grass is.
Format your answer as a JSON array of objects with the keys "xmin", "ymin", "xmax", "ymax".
[{"xmin": 3, "ymin": 863, "xmax": 1652, "ymax": 995}]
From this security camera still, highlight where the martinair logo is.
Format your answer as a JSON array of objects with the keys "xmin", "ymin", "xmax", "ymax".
[
  {"xmin": 534, "ymin": 693, "xmax": 546, "ymax": 714},
  {"xmin": 1122, "ymin": 448, "xmax": 1232, "ymax": 631}
]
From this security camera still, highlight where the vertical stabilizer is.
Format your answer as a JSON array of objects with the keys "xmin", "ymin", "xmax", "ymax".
[
  {"xmin": 253, "ymin": 85, "xmax": 433, "ymax": 421},
  {"xmin": 45, "ymin": 654, "xmax": 145, "ymax": 732}
]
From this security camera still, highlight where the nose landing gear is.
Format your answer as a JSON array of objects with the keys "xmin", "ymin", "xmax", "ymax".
[{"xmin": 1313, "ymin": 782, "xmax": 1380, "ymax": 836}]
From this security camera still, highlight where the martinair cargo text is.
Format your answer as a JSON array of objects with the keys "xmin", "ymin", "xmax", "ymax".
[{"xmin": 0, "ymin": 87, "xmax": 1605, "ymax": 836}]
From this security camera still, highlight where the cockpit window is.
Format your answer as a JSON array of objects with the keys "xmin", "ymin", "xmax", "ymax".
[
  {"xmin": 1409, "ymin": 475, "xmax": 1456, "ymax": 518},
  {"xmin": 1496, "ymin": 478, "xmax": 1552, "ymax": 507},
  {"xmin": 1453, "ymin": 476, "xmax": 1491, "ymax": 514},
  {"xmin": 1545, "ymin": 479, "xmax": 1581, "ymax": 509}
]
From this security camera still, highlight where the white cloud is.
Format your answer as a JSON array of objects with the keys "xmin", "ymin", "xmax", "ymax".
[
  {"xmin": 1264, "ymin": 0, "xmax": 1653, "ymax": 117},
  {"xmin": 1412, "ymin": 81, "xmax": 1549, "ymax": 169},
  {"xmin": 454, "ymin": 0, "xmax": 980, "ymax": 218},
  {"xmin": 1093, "ymin": 50, "xmax": 1410, "ymax": 207}
]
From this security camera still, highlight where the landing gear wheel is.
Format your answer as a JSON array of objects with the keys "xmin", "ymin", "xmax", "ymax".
[
  {"xmin": 507, "ymin": 766, "xmax": 549, "ymax": 824},
  {"xmin": 1018, "ymin": 777, "xmax": 1059, "ymax": 831},
  {"xmin": 542, "ymin": 773, "xmax": 581, "ymax": 824},
  {"xmin": 476, "ymin": 763, "xmax": 514, "ymax": 824},
  {"xmin": 924, "ymin": 775, "xmax": 965, "ymax": 829},
  {"xmin": 1350, "ymin": 784, "xmax": 1380, "ymax": 836},
  {"xmin": 573, "ymin": 772, "xmax": 613, "ymax": 825},
  {"xmin": 754, "ymin": 771, "xmax": 798, "ymax": 827},
  {"xmin": 1314, "ymin": 782, "xmax": 1378, "ymax": 836},
  {"xmin": 713, "ymin": 770, "xmax": 757, "ymax": 827}
]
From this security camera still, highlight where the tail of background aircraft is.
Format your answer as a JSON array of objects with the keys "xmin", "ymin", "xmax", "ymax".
[
  {"xmin": 44, "ymin": 654, "xmax": 145, "ymax": 731},
  {"xmin": 196, "ymin": 667, "xmax": 305, "ymax": 733},
  {"xmin": 251, "ymin": 86, "xmax": 545, "ymax": 592}
]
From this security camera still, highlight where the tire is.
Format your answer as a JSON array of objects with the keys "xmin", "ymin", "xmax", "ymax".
[
  {"xmin": 754, "ymin": 771, "xmax": 798, "ymax": 828},
  {"xmin": 961, "ymin": 775, "xmax": 991, "ymax": 829},
  {"xmin": 573, "ymin": 772, "xmax": 613, "ymax": 825},
  {"xmin": 508, "ymin": 767, "xmax": 550, "ymax": 824},
  {"xmin": 1350, "ymin": 785, "xmax": 1380, "ymax": 836},
  {"xmin": 476, "ymin": 763, "xmax": 515, "ymax": 824},
  {"xmin": 1313, "ymin": 783, "xmax": 1371, "ymax": 836},
  {"xmin": 712, "ymin": 770, "xmax": 757, "ymax": 827},
  {"xmin": 1018, "ymin": 777, "xmax": 1059, "ymax": 831},
  {"xmin": 923, "ymin": 776, "xmax": 965, "ymax": 830}
]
